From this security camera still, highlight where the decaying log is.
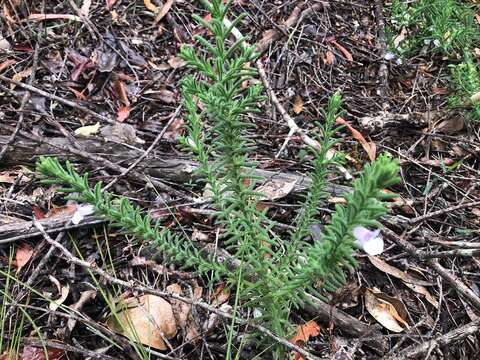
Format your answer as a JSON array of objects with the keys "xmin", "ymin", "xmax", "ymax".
[{"xmin": 0, "ymin": 135, "xmax": 351, "ymax": 197}]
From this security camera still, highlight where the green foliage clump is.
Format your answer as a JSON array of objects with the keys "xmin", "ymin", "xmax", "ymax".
[
  {"xmin": 388, "ymin": 0, "xmax": 480, "ymax": 56},
  {"xmin": 449, "ymin": 53, "xmax": 480, "ymax": 121},
  {"xmin": 36, "ymin": 0, "xmax": 400, "ymax": 356}
]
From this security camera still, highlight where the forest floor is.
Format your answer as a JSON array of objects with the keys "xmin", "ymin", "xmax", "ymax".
[{"xmin": 1, "ymin": 0, "xmax": 480, "ymax": 359}]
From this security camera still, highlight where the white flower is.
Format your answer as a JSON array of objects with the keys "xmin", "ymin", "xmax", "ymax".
[
  {"xmin": 71, "ymin": 204, "xmax": 95, "ymax": 225},
  {"xmin": 353, "ymin": 226, "xmax": 384, "ymax": 255}
]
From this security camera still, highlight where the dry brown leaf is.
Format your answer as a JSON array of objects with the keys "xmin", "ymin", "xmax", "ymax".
[
  {"xmin": 154, "ymin": 0, "xmax": 174, "ymax": 24},
  {"xmin": 364, "ymin": 289, "xmax": 406, "ymax": 332},
  {"xmin": 15, "ymin": 243, "xmax": 33, "ymax": 270},
  {"xmin": 167, "ymin": 56, "xmax": 186, "ymax": 69},
  {"xmin": 106, "ymin": 294, "xmax": 177, "ymax": 351},
  {"xmin": 101, "ymin": 123, "xmax": 145, "ymax": 145},
  {"xmin": 145, "ymin": 88, "xmax": 177, "ymax": 104},
  {"xmin": 368, "ymin": 256, "xmax": 433, "ymax": 286},
  {"xmin": 290, "ymin": 320, "xmax": 321, "ymax": 360},
  {"xmin": 143, "ymin": 0, "xmax": 157, "ymax": 12},
  {"xmin": 330, "ymin": 40, "xmax": 353, "ymax": 62},
  {"xmin": 0, "ymin": 59, "xmax": 16, "ymax": 73},
  {"xmin": 435, "ymin": 116, "xmax": 464, "ymax": 134},
  {"xmin": 255, "ymin": 179, "xmax": 296, "ymax": 201},
  {"xmin": 44, "ymin": 204, "xmax": 77, "ymax": 219},
  {"xmin": 163, "ymin": 117, "xmax": 185, "ymax": 140},
  {"xmin": 10, "ymin": 67, "xmax": 32, "ymax": 89},
  {"xmin": 325, "ymin": 50, "xmax": 335, "ymax": 65},
  {"xmin": 393, "ymin": 27, "xmax": 407, "ymax": 48},
  {"xmin": 293, "ymin": 95, "xmax": 303, "ymax": 114},
  {"xmin": 114, "ymin": 79, "xmax": 130, "ymax": 106},
  {"xmin": 210, "ymin": 284, "xmax": 230, "ymax": 306},
  {"xmin": 336, "ymin": 117, "xmax": 376, "ymax": 161},
  {"xmin": 403, "ymin": 282, "xmax": 439, "ymax": 308},
  {"xmin": 0, "ymin": 170, "xmax": 21, "ymax": 184},
  {"xmin": 48, "ymin": 276, "xmax": 70, "ymax": 311}
]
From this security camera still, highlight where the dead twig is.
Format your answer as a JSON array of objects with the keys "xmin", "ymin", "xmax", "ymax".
[
  {"xmin": 384, "ymin": 227, "xmax": 480, "ymax": 312},
  {"xmin": 387, "ymin": 318, "xmax": 480, "ymax": 359}
]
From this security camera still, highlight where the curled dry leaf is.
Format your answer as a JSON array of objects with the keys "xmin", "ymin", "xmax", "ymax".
[
  {"xmin": 105, "ymin": 294, "xmax": 177, "ymax": 351},
  {"xmin": 48, "ymin": 275, "xmax": 70, "ymax": 311},
  {"xmin": 255, "ymin": 179, "xmax": 296, "ymax": 201},
  {"xmin": 368, "ymin": 256, "xmax": 434, "ymax": 286},
  {"xmin": 74, "ymin": 122, "xmax": 101, "ymax": 137},
  {"xmin": 167, "ymin": 56, "xmax": 186, "ymax": 69},
  {"xmin": 15, "ymin": 243, "xmax": 34, "ymax": 270},
  {"xmin": 143, "ymin": 0, "xmax": 157, "ymax": 12},
  {"xmin": 210, "ymin": 283, "xmax": 230, "ymax": 306},
  {"xmin": 364, "ymin": 288, "xmax": 408, "ymax": 333},
  {"xmin": 370, "ymin": 252, "xmax": 438, "ymax": 307},
  {"xmin": 101, "ymin": 123, "xmax": 145, "ymax": 145},
  {"xmin": 336, "ymin": 117, "xmax": 376, "ymax": 161},
  {"xmin": 293, "ymin": 95, "xmax": 303, "ymax": 114},
  {"xmin": 329, "ymin": 39, "xmax": 353, "ymax": 62}
]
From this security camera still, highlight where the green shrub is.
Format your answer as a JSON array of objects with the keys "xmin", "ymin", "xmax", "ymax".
[{"xmin": 36, "ymin": 0, "xmax": 399, "ymax": 356}]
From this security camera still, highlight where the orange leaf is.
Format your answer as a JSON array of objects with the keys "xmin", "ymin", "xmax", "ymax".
[
  {"xmin": 143, "ymin": 0, "xmax": 157, "ymax": 12},
  {"xmin": 331, "ymin": 40, "xmax": 353, "ymax": 62},
  {"xmin": 325, "ymin": 50, "xmax": 334, "ymax": 65},
  {"xmin": 117, "ymin": 106, "xmax": 130, "ymax": 122},
  {"xmin": 114, "ymin": 79, "xmax": 130, "ymax": 106},
  {"xmin": 290, "ymin": 321, "xmax": 321, "ymax": 360},
  {"xmin": 336, "ymin": 117, "xmax": 376, "ymax": 161},
  {"xmin": 15, "ymin": 243, "xmax": 34, "ymax": 270},
  {"xmin": 293, "ymin": 95, "xmax": 303, "ymax": 114}
]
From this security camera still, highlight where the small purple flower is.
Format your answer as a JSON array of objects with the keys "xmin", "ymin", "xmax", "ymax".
[{"xmin": 353, "ymin": 226, "xmax": 384, "ymax": 255}]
